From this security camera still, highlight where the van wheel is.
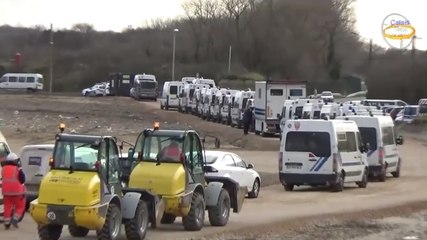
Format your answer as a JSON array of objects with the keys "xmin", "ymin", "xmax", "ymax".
[
  {"xmin": 391, "ymin": 159, "xmax": 401, "ymax": 178},
  {"xmin": 68, "ymin": 225, "xmax": 89, "ymax": 237},
  {"xmin": 331, "ymin": 174, "xmax": 344, "ymax": 192},
  {"xmin": 38, "ymin": 224, "xmax": 63, "ymax": 240},
  {"xmin": 255, "ymin": 131, "xmax": 260, "ymax": 135},
  {"xmin": 356, "ymin": 169, "xmax": 368, "ymax": 188},
  {"xmin": 378, "ymin": 164, "xmax": 387, "ymax": 182},
  {"xmin": 284, "ymin": 183, "xmax": 294, "ymax": 191},
  {"xmin": 208, "ymin": 189, "xmax": 230, "ymax": 226}
]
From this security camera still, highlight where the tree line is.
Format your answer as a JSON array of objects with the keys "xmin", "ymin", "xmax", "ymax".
[{"xmin": 0, "ymin": 0, "xmax": 425, "ymax": 103}]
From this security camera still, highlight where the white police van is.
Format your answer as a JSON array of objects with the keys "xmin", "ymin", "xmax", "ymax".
[
  {"xmin": 337, "ymin": 115, "xmax": 403, "ymax": 181},
  {"xmin": 279, "ymin": 119, "xmax": 369, "ymax": 192},
  {"xmin": 0, "ymin": 73, "xmax": 44, "ymax": 92}
]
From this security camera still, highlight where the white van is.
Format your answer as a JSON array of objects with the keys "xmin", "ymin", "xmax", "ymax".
[
  {"xmin": 302, "ymin": 99, "xmax": 324, "ymax": 119},
  {"xmin": 160, "ymin": 81, "xmax": 183, "ymax": 110},
  {"xmin": 231, "ymin": 90, "xmax": 255, "ymax": 128},
  {"xmin": 279, "ymin": 119, "xmax": 369, "ymax": 192},
  {"xmin": 336, "ymin": 115, "xmax": 403, "ymax": 181},
  {"xmin": 0, "ymin": 130, "xmax": 11, "ymax": 221},
  {"xmin": 320, "ymin": 103, "xmax": 340, "ymax": 119},
  {"xmin": 0, "ymin": 73, "xmax": 44, "ymax": 92},
  {"xmin": 19, "ymin": 144, "xmax": 54, "ymax": 207}
]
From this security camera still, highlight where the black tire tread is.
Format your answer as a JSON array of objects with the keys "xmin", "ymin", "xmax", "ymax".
[
  {"xmin": 38, "ymin": 224, "xmax": 63, "ymax": 240},
  {"xmin": 183, "ymin": 192, "xmax": 205, "ymax": 231},
  {"xmin": 97, "ymin": 203, "xmax": 121, "ymax": 240},
  {"xmin": 208, "ymin": 189, "xmax": 231, "ymax": 226},
  {"xmin": 68, "ymin": 225, "xmax": 89, "ymax": 237},
  {"xmin": 160, "ymin": 213, "xmax": 176, "ymax": 224},
  {"xmin": 248, "ymin": 179, "xmax": 260, "ymax": 198},
  {"xmin": 124, "ymin": 200, "xmax": 149, "ymax": 240}
]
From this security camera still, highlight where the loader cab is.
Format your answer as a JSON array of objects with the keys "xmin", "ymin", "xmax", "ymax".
[
  {"xmin": 51, "ymin": 134, "xmax": 122, "ymax": 196},
  {"xmin": 128, "ymin": 123, "xmax": 222, "ymax": 193}
]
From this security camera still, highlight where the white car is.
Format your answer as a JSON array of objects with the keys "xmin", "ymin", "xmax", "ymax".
[
  {"xmin": 204, "ymin": 150, "xmax": 261, "ymax": 198},
  {"xmin": 321, "ymin": 91, "xmax": 334, "ymax": 103},
  {"xmin": 82, "ymin": 83, "xmax": 107, "ymax": 96}
]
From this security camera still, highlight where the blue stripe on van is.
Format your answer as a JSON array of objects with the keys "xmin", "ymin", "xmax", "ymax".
[
  {"xmin": 310, "ymin": 157, "xmax": 326, "ymax": 172},
  {"xmin": 314, "ymin": 157, "xmax": 329, "ymax": 172}
]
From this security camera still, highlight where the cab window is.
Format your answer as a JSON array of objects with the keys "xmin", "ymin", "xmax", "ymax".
[
  {"xmin": 382, "ymin": 127, "xmax": 395, "ymax": 146},
  {"xmin": 27, "ymin": 77, "xmax": 35, "ymax": 83},
  {"xmin": 108, "ymin": 139, "xmax": 120, "ymax": 184},
  {"xmin": 191, "ymin": 134, "xmax": 203, "ymax": 174},
  {"xmin": 0, "ymin": 77, "xmax": 7, "ymax": 83},
  {"xmin": 337, "ymin": 132, "xmax": 357, "ymax": 152},
  {"xmin": 99, "ymin": 140, "xmax": 108, "ymax": 181},
  {"xmin": 8, "ymin": 76, "xmax": 17, "ymax": 82}
]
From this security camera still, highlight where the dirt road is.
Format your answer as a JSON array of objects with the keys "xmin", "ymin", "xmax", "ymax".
[{"xmin": 1, "ymin": 94, "xmax": 427, "ymax": 239}]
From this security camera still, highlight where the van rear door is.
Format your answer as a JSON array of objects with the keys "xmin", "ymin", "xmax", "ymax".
[
  {"xmin": 381, "ymin": 126, "xmax": 399, "ymax": 168},
  {"xmin": 284, "ymin": 131, "xmax": 332, "ymax": 174},
  {"xmin": 20, "ymin": 147, "xmax": 53, "ymax": 195}
]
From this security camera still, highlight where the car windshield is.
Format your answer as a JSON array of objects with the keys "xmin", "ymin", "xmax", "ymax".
[
  {"xmin": 285, "ymin": 131, "xmax": 331, "ymax": 157},
  {"xmin": 359, "ymin": 127, "xmax": 377, "ymax": 150},
  {"xmin": 53, "ymin": 141, "xmax": 99, "ymax": 171},
  {"xmin": 134, "ymin": 134, "xmax": 184, "ymax": 163},
  {"xmin": 322, "ymin": 92, "xmax": 332, "ymax": 96},
  {"xmin": 205, "ymin": 154, "xmax": 218, "ymax": 164}
]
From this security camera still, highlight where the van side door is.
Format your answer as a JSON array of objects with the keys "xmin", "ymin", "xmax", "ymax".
[
  {"xmin": 382, "ymin": 126, "xmax": 399, "ymax": 169},
  {"xmin": 337, "ymin": 131, "xmax": 363, "ymax": 182}
]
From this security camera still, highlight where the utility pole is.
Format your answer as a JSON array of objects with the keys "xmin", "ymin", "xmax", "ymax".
[
  {"xmin": 49, "ymin": 24, "xmax": 54, "ymax": 94},
  {"xmin": 368, "ymin": 38, "xmax": 373, "ymax": 63},
  {"xmin": 228, "ymin": 45, "xmax": 232, "ymax": 75},
  {"xmin": 172, "ymin": 29, "xmax": 179, "ymax": 81}
]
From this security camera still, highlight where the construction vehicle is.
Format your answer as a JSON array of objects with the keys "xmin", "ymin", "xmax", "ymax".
[
  {"xmin": 126, "ymin": 122, "xmax": 246, "ymax": 231},
  {"xmin": 30, "ymin": 124, "xmax": 156, "ymax": 240}
]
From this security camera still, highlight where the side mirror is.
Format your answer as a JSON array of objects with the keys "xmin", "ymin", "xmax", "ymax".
[
  {"xmin": 203, "ymin": 165, "xmax": 218, "ymax": 173},
  {"xmin": 247, "ymin": 163, "xmax": 254, "ymax": 169},
  {"xmin": 128, "ymin": 148, "xmax": 135, "ymax": 162},
  {"xmin": 396, "ymin": 136, "xmax": 404, "ymax": 145}
]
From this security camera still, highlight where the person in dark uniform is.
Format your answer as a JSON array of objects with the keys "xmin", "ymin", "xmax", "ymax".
[{"xmin": 242, "ymin": 107, "xmax": 253, "ymax": 135}]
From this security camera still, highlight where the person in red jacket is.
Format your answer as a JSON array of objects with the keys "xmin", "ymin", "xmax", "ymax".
[
  {"xmin": 1, "ymin": 153, "xmax": 26, "ymax": 230},
  {"xmin": 159, "ymin": 140, "xmax": 184, "ymax": 162}
]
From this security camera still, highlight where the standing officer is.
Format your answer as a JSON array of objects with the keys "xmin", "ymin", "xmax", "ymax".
[
  {"xmin": 1, "ymin": 152, "xmax": 26, "ymax": 229},
  {"xmin": 242, "ymin": 106, "xmax": 254, "ymax": 135}
]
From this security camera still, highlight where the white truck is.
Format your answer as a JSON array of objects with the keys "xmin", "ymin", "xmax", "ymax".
[
  {"xmin": 231, "ymin": 90, "xmax": 255, "ymax": 128},
  {"xmin": 254, "ymin": 80, "xmax": 306, "ymax": 136}
]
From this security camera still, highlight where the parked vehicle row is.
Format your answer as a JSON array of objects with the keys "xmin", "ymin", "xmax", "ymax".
[
  {"xmin": 0, "ymin": 123, "xmax": 260, "ymax": 240},
  {"xmin": 279, "ymin": 115, "xmax": 404, "ymax": 192}
]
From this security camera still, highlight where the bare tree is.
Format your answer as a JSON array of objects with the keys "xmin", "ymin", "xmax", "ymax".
[{"xmin": 71, "ymin": 23, "xmax": 95, "ymax": 34}]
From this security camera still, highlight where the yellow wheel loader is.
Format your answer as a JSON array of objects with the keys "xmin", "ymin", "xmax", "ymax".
[
  {"xmin": 125, "ymin": 122, "xmax": 246, "ymax": 231},
  {"xmin": 30, "ymin": 131, "xmax": 156, "ymax": 240}
]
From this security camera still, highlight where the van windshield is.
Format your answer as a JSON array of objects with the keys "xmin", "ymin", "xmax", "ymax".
[
  {"xmin": 420, "ymin": 105, "xmax": 427, "ymax": 114},
  {"xmin": 359, "ymin": 127, "xmax": 377, "ymax": 150},
  {"xmin": 285, "ymin": 131, "xmax": 331, "ymax": 157},
  {"xmin": 170, "ymin": 86, "xmax": 178, "ymax": 95}
]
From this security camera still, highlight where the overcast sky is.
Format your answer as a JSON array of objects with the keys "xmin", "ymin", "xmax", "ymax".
[{"xmin": 0, "ymin": 0, "xmax": 425, "ymax": 50}]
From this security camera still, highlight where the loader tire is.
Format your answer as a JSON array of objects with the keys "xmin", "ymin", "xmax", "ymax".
[
  {"xmin": 97, "ymin": 203, "xmax": 121, "ymax": 240},
  {"xmin": 38, "ymin": 224, "xmax": 63, "ymax": 240},
  {"xmin": 68, "ymin": 225, "xmax": 89, "ymax": 237},
  {"xmin": 208, "ymin": 189, "xmax": 230, "ymax": 226},
  {"xmin": 125, "ymin": 200, "xmax": 149, "ymax": 240},
  {"xmin": 183, "ymin": 192, "xmax": 205, "ymax": 231}
]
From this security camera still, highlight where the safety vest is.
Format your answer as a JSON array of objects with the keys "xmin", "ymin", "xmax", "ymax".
[
  {"xmin": 162, "ymin": 146, "xmax": 183, "ymax": 162},
  {"xmin": 1, "ymin": 165, "xmax": 25, "ymax": 196}
]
